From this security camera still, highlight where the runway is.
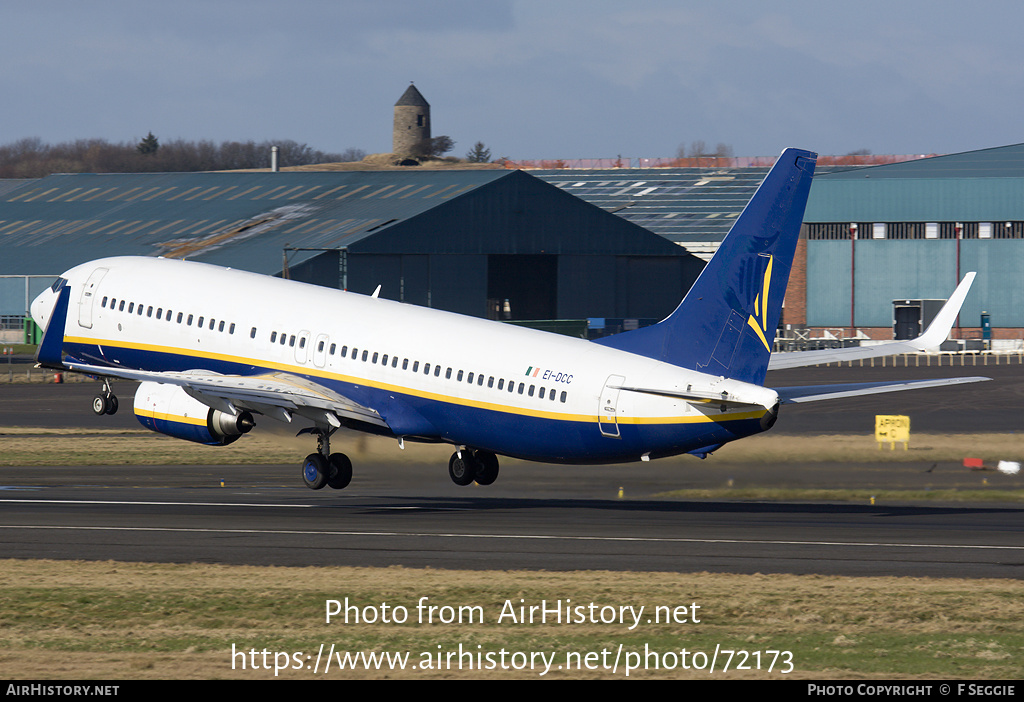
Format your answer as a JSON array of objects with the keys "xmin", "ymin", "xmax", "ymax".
[
  {"xmin": 0, "ymin": 361, "xmax": 1021, "ymax": 578},
  {"xmin": 0, "ymin": 461, "xmax": 1021, "ymax": 578}
]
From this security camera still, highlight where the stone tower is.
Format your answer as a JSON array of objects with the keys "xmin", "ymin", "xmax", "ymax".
[{"xmin": 393, "ymin": 83, "xmax": 431, "ymax": 156}]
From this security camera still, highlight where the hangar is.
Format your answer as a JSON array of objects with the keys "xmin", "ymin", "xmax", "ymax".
[
  {"xmin": 0, "ymin": 169, "xmax": 702, "ymax": 333},
  {"xmin": 794, "ymin": 143, "xmax": 1024, "ymax": 342},
  {"xmin": 536, "ymin": 144, "xmax": 1024, "ymax": 344}
]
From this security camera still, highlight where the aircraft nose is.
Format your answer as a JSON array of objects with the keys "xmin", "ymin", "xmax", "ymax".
[{"xmin": 30, "ymin": 288, "xmax": 56, "ymax": 329}]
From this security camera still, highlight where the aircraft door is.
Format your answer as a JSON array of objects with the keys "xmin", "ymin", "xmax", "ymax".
[
  {"xmin": 77, "ymin": 267, "xmax": 108, "ymax": 329},
  {"xmin": 294, "ymin": 331, "xmax": 311, "ymax": 364},
  {"xmin": 598, "ymin": 374, "xmax": 625, "ymax": 438},
  {"xmin": 312, "ymin": 333, "xmax": 329, "ymax": 368}
]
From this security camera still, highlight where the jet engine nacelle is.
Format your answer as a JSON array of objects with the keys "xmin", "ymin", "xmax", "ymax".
[{"xmin": 133, "ymin": 381, "xmax": 255, "ymax": 446}]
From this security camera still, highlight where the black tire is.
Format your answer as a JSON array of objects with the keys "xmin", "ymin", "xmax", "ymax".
[
  {"xmin": 104, "ymin": 395, "xmax": 119, "ymax": 415},
  {"xmin": 473, "ymin": 451, "xmax": 499, "ymax": 486},
  {"xmin": 301, "ymin": 453, "xmax": 328, "ymax": 490},
  {"xmin": 327, "ymin": 453, "xmax": 352, "ymax": 490},
  {"xmin": 448, "ymin": 452, "xmax": 477, "ymax": 486},
  {"xmin": 92, "ymin": 395, "xmax": 108, "ymax": 416}
]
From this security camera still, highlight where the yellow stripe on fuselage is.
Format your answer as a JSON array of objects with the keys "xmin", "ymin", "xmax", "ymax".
[{"xmin": 66, "ymin": 335, "xmax": 766, "ymax": 427}]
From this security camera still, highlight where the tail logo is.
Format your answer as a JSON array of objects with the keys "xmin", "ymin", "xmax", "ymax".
[{"xmin": 746, "ymin": 254, "xmax": 773, "ymax": 352}]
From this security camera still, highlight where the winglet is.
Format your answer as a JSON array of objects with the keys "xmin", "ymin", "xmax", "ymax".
[
  {"xmin": 35, "ymin": 284, "xmax": 71, "ymax": 369},
  {"xmin": 911, "ymin": 272, "xmax": 975, "ymax": 351}
]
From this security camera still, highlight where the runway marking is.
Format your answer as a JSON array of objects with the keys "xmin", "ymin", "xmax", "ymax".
[
  {"xmin": 0, "ymin": 498, "xmax": 470, "ymax": 511},
  {"xmin": 0, "ymin": 498, "xmax": 311, "ymax": 508},
  {"xmin": 0, "ymin": 524, "xmax": 1020, "ymax": 551}
]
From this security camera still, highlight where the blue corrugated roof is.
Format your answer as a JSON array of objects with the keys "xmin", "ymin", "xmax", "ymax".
[{"xmin": 0, "ymin": 170, "xmax": 510, "ymax": 274}]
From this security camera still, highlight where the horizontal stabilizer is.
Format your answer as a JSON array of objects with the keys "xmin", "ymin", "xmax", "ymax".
[
  {"xmin": 774, "ymin": 376, "xmax": 990, "ymax": 404},
  {"xmin": 769, "ymin": 273, "xmax": 976, "ymax": 370},
  {"xmin": 612, "ymin": 383, "xmax": 775, "ymax": 409}
]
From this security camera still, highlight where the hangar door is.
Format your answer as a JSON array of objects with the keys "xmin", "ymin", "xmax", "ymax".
[{"xmin": 487, "ymin": 255, "xmax": 557, "ymax": 320}]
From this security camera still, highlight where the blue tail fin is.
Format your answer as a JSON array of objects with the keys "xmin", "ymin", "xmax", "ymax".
[{"xmin": 595, "ymin": 147, "xmax": 817, "ymax": 385}]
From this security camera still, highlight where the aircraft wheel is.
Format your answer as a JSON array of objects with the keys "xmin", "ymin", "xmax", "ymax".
[
  {"xmin": 92, "ymin": 394, "xmax": 109, "ymax": 416},
  {"xmin": 301, "ymin": 453, "xmax": 328, "ymax": 490},
  {"xmin": 327, "ymin": 453, "xmax": 352, "ymax": 490},
  {"xmin": 473, "ymin": 451, "xmax": 499, "ymax": 486},
  {"xmin": 448, "ymin": 452, "xmax": 477, "ymax": 486},
  {"xmin": 104, "ymin": 395, "xmax": 119, "ymax": 415}
]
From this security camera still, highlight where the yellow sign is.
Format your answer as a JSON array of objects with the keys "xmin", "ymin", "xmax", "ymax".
[{"xmin": 875, "ymin": 415, "xmax": 910, "ymax": 450}]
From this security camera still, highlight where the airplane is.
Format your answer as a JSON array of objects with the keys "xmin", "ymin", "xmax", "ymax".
[{"xmin": 28, "ymin": 148, "xmax": 988, "ymax": 490}]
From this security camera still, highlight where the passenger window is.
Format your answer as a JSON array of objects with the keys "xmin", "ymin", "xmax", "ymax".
[
  {"xmin": 382, "ymin": 354, "xmax": 388, "ymax": 365},
  {"xmin": 560, "ymin": 391, "xmax": 567, "ymax": 403},
  {"xmin": 467, "ymin": 372, "xmax": 474, "ymax": 384},
  {"xmin": 101, "ymin": 297, "xmax": 108, "ymax": 308},
  {"xmin": 129, "ymin": 303, "xmax": 135, "ymax": 314},
  {"xmin": 478, "ymin": 375, "xmax": 484, "ymax": 386},
  {"xmin": 457, "ymin": 370, "xmax": 464, "ymax": 382},
  {"xmin": 372, "ymin": 352, "xmax": 379, "ymax": 364},
  {"xmin": 423, "ymin": 363, "xmax": 430, "ymax": 374},
  {"xmin": 550, "ymin": 389, "xmax": 557, "ymax": 401},
  {"xmin": 434, "ymin": 366, "xmax": 440, "ymax": 377},
  {"xmin": 187, "ymin": 314, "xmax": 193, "ymax": 326},
  {"xmin": 198, "ymin": 316, "xmax": 204, "ymax": 327},
  {"xmin": 446, "ymin": 368, "xmax": 452, "ymax": 379},
  {"xmin": 289, "ymin": 335, "xmax": 296, "ymax": 347},
  {"xmin": 391, "ymin": 357, "xmax": 398, "ymax": 368},
  {"xmin": 119, "ymin": 301, "xmax": 125, "ymax": 312},
  {"xmin": 271, "ymin": 332, "xmax": 277, "ymax": 343},
  {"xmin": 402, "ymin": 358, "xmax": 408, "ymax": 370},
  {"xmin": 361, "ymin": 350, "xmax": 368, "ymax": 361},
  {"xmin": 299, "ymin": 337, "xmax": 306, "ymax": 349},
  {"xmin": 329, "ymin": 343, "xmax": 336, "ymax": 355},
  {"xmin": 157, "ymin": 308, "xmax": 163, "ymax": 319},
  {"xmin": 412, "ymin": 361, "xmax": 419, "ymax": 372},
  {"xmin": 351, "ymin": 347, "xmax": 358, "ymax": 359},
  {"xmin": 317, "ymin": 340, "xmax": 324, "ymax": 352},
  {"xmin": 518, "ymin": 383, "xmax": 524, "ymax": 395},
  {"xmin": 341, "ymin": 346, "xmax": 348, "ymax": 358},
  {"xmin": 539, "ymin": 386, "xmax": 545, "ymax": 397},
  {"xmin": 177, "ymin": 312, "xmax": 183, "ymax": 323},
  {"xmin": 529, "ymin": 385, "xmax": 535, "ymax": 397},
  {"xmin": 497, "ymin": 379, "xmax": 504, "ymax": 390},
  {"xmin": 250, "ymin": 326, "xmax": 256, "ymax": 338},
  {"xmin": 487, "ymin": 376, "xmax": 494, "ymax": 388},
  {"xmin": 209, "ymin": 319, "xmax": 216, "ymax": 330}
]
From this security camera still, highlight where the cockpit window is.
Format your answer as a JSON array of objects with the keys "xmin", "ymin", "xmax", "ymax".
[{"xmin": 50, "ymin": 277, "xmax": 67, "ymax": 292}]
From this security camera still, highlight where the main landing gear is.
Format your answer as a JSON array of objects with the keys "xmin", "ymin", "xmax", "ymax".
[
  {"xmin": 298, "ymin": 426, "xmax": 352, "ymax": 491},
  {"xmin": 92, "ymin": 379, "xmax": 118, "ymax": 416},
  {"xmin": 448, "ymin": 449, "xmax": 499, "ymax": 486}
]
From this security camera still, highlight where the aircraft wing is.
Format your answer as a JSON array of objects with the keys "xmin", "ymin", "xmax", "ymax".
[
  {"xmin": 773, "ymin": 376, "xmax": 989, "ymax": 404},
  {"xmin": 768, "ymin": 273, "xmax": 976, "ymax": 370},
  {"xmin": 64, "ymin": 362, "xmax": 388, "ymax": 429}
]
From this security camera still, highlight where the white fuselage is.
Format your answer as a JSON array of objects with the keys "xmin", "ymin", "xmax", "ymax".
[{"xmin": 33, "ymin": 256, "xmax": 778, "ymax": 463}]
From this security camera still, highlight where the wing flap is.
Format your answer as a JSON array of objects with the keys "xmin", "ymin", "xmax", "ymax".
[{"xmin": 64, "ymin": 362, "xmax": 387, "ymax": 428}]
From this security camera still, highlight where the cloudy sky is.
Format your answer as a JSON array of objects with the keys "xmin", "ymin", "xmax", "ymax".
[{"xmin": 3, "ymin": 1, "xmax": 1022, "ymax": 160}]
